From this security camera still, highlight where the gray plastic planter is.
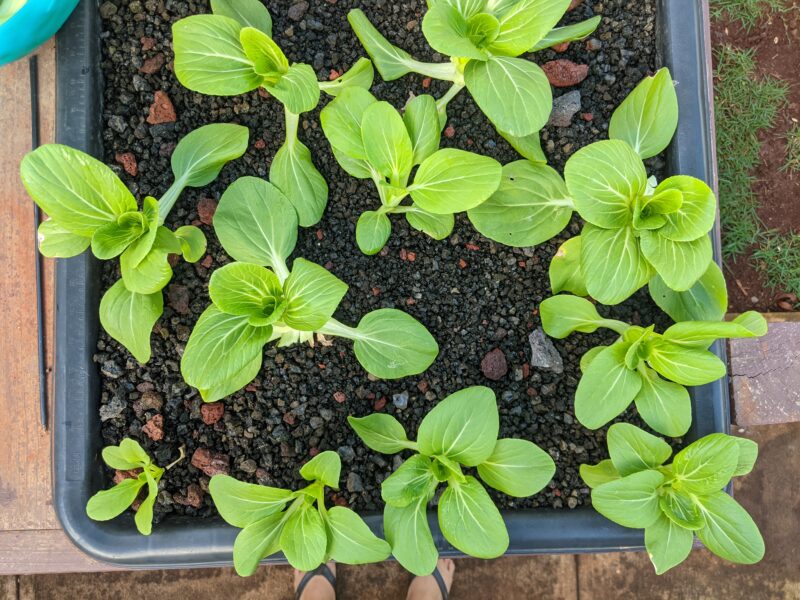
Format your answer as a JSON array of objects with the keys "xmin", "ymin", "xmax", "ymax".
[{"xmin": 53, "ymin": 0, "xmax": 724, "ymax": 568}]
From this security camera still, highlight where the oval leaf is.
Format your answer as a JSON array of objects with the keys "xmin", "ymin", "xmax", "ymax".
[
  {"xmin": 477, "ymin": 438, "xmax": 555, "ymax": 497},
  {"xmin": 439, "ymin": 477, "xmax": 508, "ymax": 558},
  {"xmin": 356, "ymin": 211, "xmax": 392, "ymax": 255},
  {"xmin": 99, "ymin": 279, "xmax": 163, "ymax": 364}
]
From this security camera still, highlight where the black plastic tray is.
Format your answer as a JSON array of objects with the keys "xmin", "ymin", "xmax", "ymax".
[{"xmin": 53, "ymin": 0, "xmax": 724, "ymax": 568}]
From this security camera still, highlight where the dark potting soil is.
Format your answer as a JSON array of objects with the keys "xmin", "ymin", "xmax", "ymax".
[{"xmin": 95, "ymin": 0, "xmax": 671, "ymax": 523}]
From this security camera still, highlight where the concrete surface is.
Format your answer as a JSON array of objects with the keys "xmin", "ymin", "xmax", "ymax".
[{"xmin": 1, "ymin": 422, "xmax": 796, "ymax": 600}]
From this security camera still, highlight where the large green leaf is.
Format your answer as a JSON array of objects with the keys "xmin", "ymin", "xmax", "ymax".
[
  {"xmin": 86, "ymin": 478, "xmax": 145, "ymax": 521},
  {"xmin": 21, "ymin": 144, "xmax": 137, "ymax": 237},
  {"xmin": 37, "ymin": 219, "xmax": 91, "ymax": 258},
  {"xmin": 199, "ymin": 354, "xmax": 264, "ymax": 405},
  {"xmin": 381, "ymin": 455, "xmax": 437, "ymax": 508},
  {"xmin": 350, "ymin": 309, "xmax": 439, "ymax": 379},
  {"xmin": 565, "ymin": 140, "xmax": 646, "ymax": 229},
  {"xmin": 488, "ymin": 0, "xmax": 571, "ymax": 56},
  {"xmin": 640, "ymin": 230, "xmax": 712, "ymax": 292},
  {"xmin": 591, "ymin": 470, "xmax": 665, "ymax": 529},
  {"xmin": 280, "ymin": 504, "xmax": 328, "ymax": 571},
  {"xmin": 356, "ymin": 211, "xmax": 392, "ymax": 255},
  {"xmin": 264, "ymin": 63, "xmax": 321, "ymax": 115},
  {"xmin": 99, "ymin": 279, "xmax": 163, "ymax": 363},
  {"xmin": 409, "ymin": 148, "xmax": 501, "ymax": 214},
  {"xmin": 606, "ymin": 423, "xmax": 672, "ymax": 477},
  {"xmin": 477, "ymin": 438, "xmax": 555, "ymax": 497},
  {"xmin": 467, "ymin": 161, "xmax": 573, "ymax": 247},
  {"xmin": 181, "ymin": 306, "xmax": 271, "ymax": 401},
  {"xmin": 101, "ymin": 438, "xmax": 151, "ymax": 470},
  {"xmin": 208, "ymin": 262, "xmax": 284, "ymax": 323},
  {"xmin": 327, "ymin": 506, "xmax": 392, "ymax": 564},
  {"xmin": 405, "ymin": 207, "xmax": 455, "ymax": 240},
  {"xmin": 270, "ymin": 137, "xmax": 328, "ymax": 228},
  {"xmin": 361, "ymin": 101, "xmax": 414, "ymax": 184},
  {"xmin": 208, "ymin": 475, "xmax": 293, "ymax": 528},
  {"xmin": 347, "ymin": 414, "xmax": 415, "ymax": 455},
  {"xmin": 465, "ymin": 56, "xmax": 551, "ymax": 137},
  {"xmin": 173, "ymin": 15, "xmax": 262, "ymax": 96},
  {"xmin": 214, "ymin": 176, "xmax": 298, "ymax": 271},
  {"xmin": 171, "ymin": 123, "xmax": 249, "ymax": 188},
  {"xmin": 422, "ymin": 3, "xmax": 489, "ymax": 60},
  {"xmin": 695, "ymin": 492, "xmax": 765, "ymax": 564},
  {"xmin": 348, "ymin": 9, "xmax": 421, "ymax": 81},
  {"xmin": 439, "ymin": 477, "xmax": 508, "ymax": 558},
  {"xmin": 417, "ymin": 386, "xmax": 498, "ymax": 466},
  {"xmin": 663, "ymin": 311, "xmax": 767, "ymax": 346},
  {"xmin": 549, "ymin": 237, "xmax": 588, "ymax": 297},
  {"xmin": 539, "ymin": 294, "xmax": 628, "ymax": 338},
  {"xmin": 320, "ymin": 87, "xmax": 377, "ymax": 160},
  {"xmin": 648, "ymin": 261, "xmax": 728, "ymax": 323},
  {"xmin": 233, "ymin": 512, "xmax": 285, "ymax": 576},
  {"xmin": 384, "ymin": 497, "xmax": 438, "ymax": 577},
  {"xmin": 582, "ymin": 223, "xmax": 653, "ymax": 305},
  {"xmin": 211, "ymin": 0, "xmax": 272, "ymax": 36},
  {"xmin": 119, "ymin": 233, "xmax": 173, "ymax": 295},
  {"xmin": 659, "ymin": 488, "xmax": 704, "ymax": 530},
  {"xmin": 644, "ymin": 513, "xmax": 694, "ymax": 575},
  {"xmin": 653, "ymin": 176, "xmax": 717, "ymax": 242},
  {"xmin": 299, "ymin": 451, "xmax": 341, "ymax": 489},
  {"xmin": 575, "ymin": 343, "xmax": 643, "ymax": 430},
  {"xmin": 646, "ymin": 338, "xmax": 727, "ymax": 386},
  {"xmin": 239, "ymin": 27, "xmax": 287, "ymax": 79},
  {"xmin": 609, "ymin": 68, "xmax": 679, "ymax": 159},
  {"xmin": 672, "ymin": 434, "xmax": 739, "ymax": 494},
  {"xmin": 403, "ymin": 94, "xmax": 442, "ymax": 165},
  {"xmin": 580, "ymin": 459, "xmax": 621, "ymax": 489},
  {"xmin": 634, "ymin": 366, "xmax": 692, "ymax": 437},
  {"xmin": 282, "ymin": 259, "xmax": 348, "ymax": 331},
  {"xmin": 530, "ymin": 15, "xmax": 602, "ymax": 52},
  {"xmin": 134, "ymin": 473, "xmax": 159, "ymax": 535},
  {"xmin": 319, "ymin": 58, "xmax": 375, "ymax": 97}
]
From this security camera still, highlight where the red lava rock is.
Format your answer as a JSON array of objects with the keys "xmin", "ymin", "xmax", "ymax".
[
  {"xmin": 114, "ymin": 469, "xmax": 140, "ymax": 484},
  {"xmin": 139, "ymin": 53, "xmax": 165, "ymax": 74},
  {"xmin": 518, "ymin": 260, "xmax": 526, "ymax": 268},
  {"xmin": 379, "ymin": 247, "xmax": 389, "ymax": 257},
  {"xmin": 316, "ymin": 229, "xmax": 325, "ymax": 240},
  {"xmin": 245, "ymin": 382, "xmax": 260, "ymax": 392},
  {"xmin": 465, "ymin": 243, "xmax": 480, "ymax": 251},
  {"xmin": 142, "ymin": 414, "xmax": 164, "ymax": 441},
  {"xmin": 254, "ymin": 138, "xmax": 266, "ymax": 149},
  {"xmin": 542, "ymin": 59, "xmax": 589, "ymax": 88},
  {"xmin": 371, "ymin": 287, "xmax": 381, "ymax": 296},
  {"xmin": 324, "ymin": 261, "xmax": 334, "ymax": 269},
  {"xmin": 527, "ymin": 387, "xmax": 538, "ymax": 397},
  {"xmin": 168, "ymin": 253, "xmax": 181, "ymax": 268},
  {"xmin": 417, "ymin": 380, "xmax": 429, "ymax": 393},
  {"xmin": 201, "ymin": 255, "xmax": 214, "ymax": 269},
  {"xmin": 522, "ymin": 363, "xmax": 530, "ymax": 378},
  {"xmin": 568, "ymin": 0, "xmax": 582, "ymax": 9},
  {"xmin": 200, "ymin": 402, "xmax": 224, "ymax": 425},
  {"xmin": 191, "ymin": 448, "xmax": 230, "ymax": 477},
  {"xmin": 114, "ymin": 152, "xmax": 138, "ymax": 176},
  {"xmin": 197, "ymin": 197, "xmax": 217, "ymax": 225},
  {"xmin": 552, "ymin": 42, "xmax": 570, "ymax": 53},
  {"xmin": 283, "ymin": 412, "xmax": 296, "ymax": 425},
  {"xmin": 167, "ymin": 284, "xmax": 190, "ymax": 315},
  {"xmin": 309, "ymin": 447, "xmax": 321, "ymax": 457},
  {"xmin": 581, "ymin": 112, "xmax": 594, "ymax": 121},
  {"xmin": 141, "ymin": 37, "xmax": 156, "ymax": 51},
  {"xmin": 173, "ymin": 483, "xmax": 204, "ymax": 508},
  {"xmin": 407, "ymin": 251, "xmax": 416, "ymax": 262},
  {"xmin": 444, "ymin": 125, "xmax": 456, "ymax": 138},
  {"xmin": 458, "ymin": 259, "xmax": 468, "ymax": 269},
  {"xmin": 554, "ymin": 488, "xmax": 562, "ymax": 497},
  {"xmin": 332, "ymin": 494, "xmax": 348, "ymax": 507},
  {"xmin": 422, "ymin": 77, "xmax": 432, "ymax": 89},
  {"xmin": 373, "ymin": 397, "xmax": 387, "ymax": 411},
  {"xmin": 146, "ymin": 91, "xmax": 177, "ymax": 125},
  {"xmin": 329, "ymin": 69, "xmax": 341, "ymax": 80},
  {"xmin": 258, "ymin": 88, "xmax": 271, "ymax": 99},
  {"xmin": 406, "ymin": 298, "xmax": 416, "ymax": 306},
  {"xmin": 333, "ymin": 391, "xmax": 346, "ymax": 403},
  {"xmin": 399, "ymin": 248, "xmax": 408, "ymax": 261},
  {"xmin": 481, "ymin": 348, "xmax": 508, "ymax": 381}
]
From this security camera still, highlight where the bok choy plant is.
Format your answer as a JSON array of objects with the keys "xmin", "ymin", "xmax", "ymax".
[
  {"xmin": 172, "ymin": 0, "xmax": 374, "ymax": 227},
  {"xmin": 469, "ymin": 67, "xmax": 719, "ymax": 306},
  {"xmin": 348, "ymin": 386, "xmax": 555, "ymax": 575},
  {"xmin": 209, "ymin": 451, "xmax": 390, "ymax": 576},
  {"xmin": 583, "ymin": 423, "xmax": 764, "ymax": 573},
  {"xmin": 540, "ymin": 294, "xmax": 768, "ymax": 436},
  {"xmin": 20, "ymin": 123, "xmax": 249, "ymax": 363},
  {"xmin": 180, "ymin": 177, "xmax": 439, "ymax": 402},
  {"xmin": 321, "ymin": 88, "xmax": 502, "ymax": 254},
  {"xmin": 348, "ymin": 0, "xmax": 601, "ymax": 158}
]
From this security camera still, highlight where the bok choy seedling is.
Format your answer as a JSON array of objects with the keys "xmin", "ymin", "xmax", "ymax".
[
  {"xmin": 21, "ymin": 123, "xmax": 249, "ymax": 363},
  {"xmin": 180, "ymin": 177, "xmax": 439, "ymax": 402}
]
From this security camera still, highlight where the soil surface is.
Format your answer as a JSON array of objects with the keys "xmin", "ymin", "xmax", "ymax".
[
  {"xmin": 96, "ymin": 0, "xmax": 671, "ymax": 522},
  {"xmin": 712, "ymin": 11, "xmax": 800, "ymax": 313}
]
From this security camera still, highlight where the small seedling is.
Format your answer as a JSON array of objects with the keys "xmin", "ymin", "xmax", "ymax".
[
  {"xmin": 348, "ymin": 1, "xmax": 601, "ymax": 158},
  {"xmin": 540, "ymin": 294, "xmax": 768, "ymax": 435},
  {"xmin": 172, "ymin": 0, "xmax": 375, "ymax": 226},
  {"xmin": 349, "ymin": 386, "xmax": 555, "ymax": 576},
  {"xmin": 21, "ymin": 123, "xmax": 249, "ymax": 362},
  {"xmin": 86, "ymin": 439, "xmax": 184, "ymax": 535},
  {"xmin": 582, "ymin": 423, "xmax": 764, "ymax": 573},
  {"xmin": 321, "ymin": 88, "xmax": 502, "ymax": 253},
  {"xmin": 180, "ymin": 177, "xmax": 439, "ymax": 402},
  {"xmin": 209, "ymin": 451, "xmax": 390, "ymax": 576}
]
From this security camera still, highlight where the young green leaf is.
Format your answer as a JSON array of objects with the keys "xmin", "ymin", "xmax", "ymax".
[
  {"xmin": 102, "ymin": 438, "xmax": 152, "ymax": 469},
  {"xmin": 476, "ymin": 438, "xmax": 556, "ymax": 497},
  {"xmin": 659, "ymin": 488, "xmax": 704, "ymax": 530},
  {"xmin": 605, "ymin": 423, "xmax": 671, "ymax": 477},
  {"xmin": 326, "ymin": 506, "xmax": 392, "ymax": 564},
  {"xmin": 99, "ymin": 279, "xmax": 163, "ymax": 364},
  {"xmin": 86, "ymin": 478, "xmax": 145, "ymax": 522},
  {"xmin": 645, "ymin": 338, "xmax": 727, "ymax": 386},
  {"xmin": 134, "ymin": 474, "xmax": 159, "ymax": 535},
  {"xmin": 270, "ymin": 135, "xmax": 329, "ymax": 228},
  {"xmin": 347, "ymin": 414, "xmax": 414, "ymax": 455},
  {"xmin": 405, "ymin": 207, "xmax": 455, "ymax": 240},
  {"xmin": 356, "ymin": 211, "xmax": 393, "ymax": 255},
  {"xmin": 609, "ymin": 67, "xmax": 679, "ymax": 160},
  {"xmin": 663, "ymin": 311, "xmax": 768, "ymax": 346},
  {"xmin": 381, "ymin": 455, "xmax": 437, "ymax": 508},
  {"xmin": 320, "ymin": 87, "xmax": 377, "ymax": 160},
  {"xmin": 467, "ymin": 161, "xmax": 573, "ymax": 247},
  {"xmin": 549, "ymin": 237, "xmax": 588, "ymax": 297},
  {"xmin": 208, "ymin": 262, "xmax": 285, "ymax": 322},
  {"xmin": 422, "ymin": 3, "xmax": 490, "ymax": 61},
  {"xmin": 652, "ymin": 176, "xmax": 716, "ymax": 242},
  {"xmin": 299, "ymin": 451, "xmax": 341, "ymax": 489},
  {"xmin": 695, "ymin": 492, "xmax": 765, "ymax": 564},
  {"xmin": 731, "ymin": 438, "xmax": 758, "ymax": 477},
  {"xmin": 591, "ymin": 470, "xmax": 665, "ymax": 529},
  {"xmin": 233, "ymin": 512, "xmax": 286, "ymax": 576},
  {"xmin": 239, "ymin": 27, "xmax": 288, "ymax": 79},
  {"xmin": 282, "ymin": 259, "xmax": 348, "ymax": 331},
  {"xmin": 540, "ymin": 294, "xmax": 629, "ymax": 339},
  {"xmin": 672, "ymin": 433, "xmax": 739, "ymax": 494},
  {"xmin": 530, "ymin": 15, "xmax": 602, "ymax": 52},
  {"xmin": 348, "ymin": 9, "xmax": 427, "ymax": 81},
  {"xmin": 37, "ymin": 219, "xmax": 91, "ymax": 258},
  {"xmin": 208, "ymin": 475, "xmax": 293, "ymax": 528},
  {"xmin": 264, "ymin": 63, "xmax": 321, "ymax": 114},
  {"xmin": 497, "ymin": 128, "xmax": 547, "ymax": 163},
  {"xmin": 173, "ymin": 225, "xmax": 207, "ymax": 263},
  {"xmin": 417, "ymin": 386, "xmax": 499, "ymax": 466},
  {"xmin": 649, "ymin": 261, "xmax": 728, "ymax": 323},
  {"xmin": 318, "ymin": 58, "xmax": 375, "ymax": 97},
  {"xmin": 361, "ymin": 100, "xmax": 415, "ymax": 184},
  {"xmin": 210, "ymin": 0, "xmax": 272, "ymax": 36},
  {"xmin": 170, "ymin": 123, "xmax": 250, "ymax": 189},
  {"xmin": 644, "ymin": 513, "xmax": 694, "ymax": 575},
  {"xmin": 438, "ymin": 476, "xmax": 508, "ymax": 559},
  {"xmin": 579, "ymin": 459, "xmax": 620, "ymax": 489},
  {"xmin": 403, "ymin": 94, "xmax": 442, "ymax": 165},
  {"xmin": 91, "ymin": 212, "xmax": 146, "ymax": 260},
  {"xmin": 633, "ymin": 366, "xmax": 692, "ymax": 438},
  {"xmin": 488, "ymin": 0, "xmax": 572, "ymax": 56},
  {"xmin": 639, "ymin": 230, "xmax": 712, "ymax": 292}
]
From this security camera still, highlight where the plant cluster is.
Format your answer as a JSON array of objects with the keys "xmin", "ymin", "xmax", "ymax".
[{"xmin": 582, "ymin": 424, "xmax": 764, "ymax": 573}]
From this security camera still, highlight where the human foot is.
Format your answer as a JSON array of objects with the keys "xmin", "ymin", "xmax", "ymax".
[
  {"xmin": 293, "ymin": 562, "xmax": 336, "ymax": 600},
  {"xmin": 406, "ymin": 559, "xmax": 455, "ymax": 600}
]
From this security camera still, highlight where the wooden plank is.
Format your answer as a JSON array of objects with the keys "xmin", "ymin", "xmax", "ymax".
[
  {"xmin": 0, "ymin": 42, "xmax": 58, "ymax": 531},
  {"xmin": 0, "ymin": 530, "xmax": 122, "ymax": 575}
]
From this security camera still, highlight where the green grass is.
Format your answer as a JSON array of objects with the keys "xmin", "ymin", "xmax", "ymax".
[
  {"xmin": 780, "ymin": 123, "xmax": 800, "ymax": 174},
  {"xmin": 752, "ymin": 232, "xmax": 800, "ymax": 297},
  {"xmin": 713, "ymin": 45, "xmax": 788, "ymax": 258},
  {"xmin": 710, "ymin": 0, "xmax": 788, "ymax": 30}
]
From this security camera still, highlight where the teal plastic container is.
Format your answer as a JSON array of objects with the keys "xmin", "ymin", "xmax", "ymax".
[{"xmin": 0, "ymin": 0, "xmax": 80, "ymax": 66}]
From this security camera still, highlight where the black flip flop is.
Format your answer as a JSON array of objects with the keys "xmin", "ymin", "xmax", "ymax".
[
  {"xmin": 431, "ymin": 564, "xmax": 450, "ymax": 600},
  {"xmin": 295, "ymin": 563, "xmax": 336, "ymax": 600}
]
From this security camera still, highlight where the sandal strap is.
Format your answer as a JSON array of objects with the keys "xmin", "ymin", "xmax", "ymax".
[
  {"xmin": 295, "ymin": 563, "xmax": 336, "ymax": 600},
  {"xmin": 432, "ymin": 565, "xmax": 449, "ymax": 600}
]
